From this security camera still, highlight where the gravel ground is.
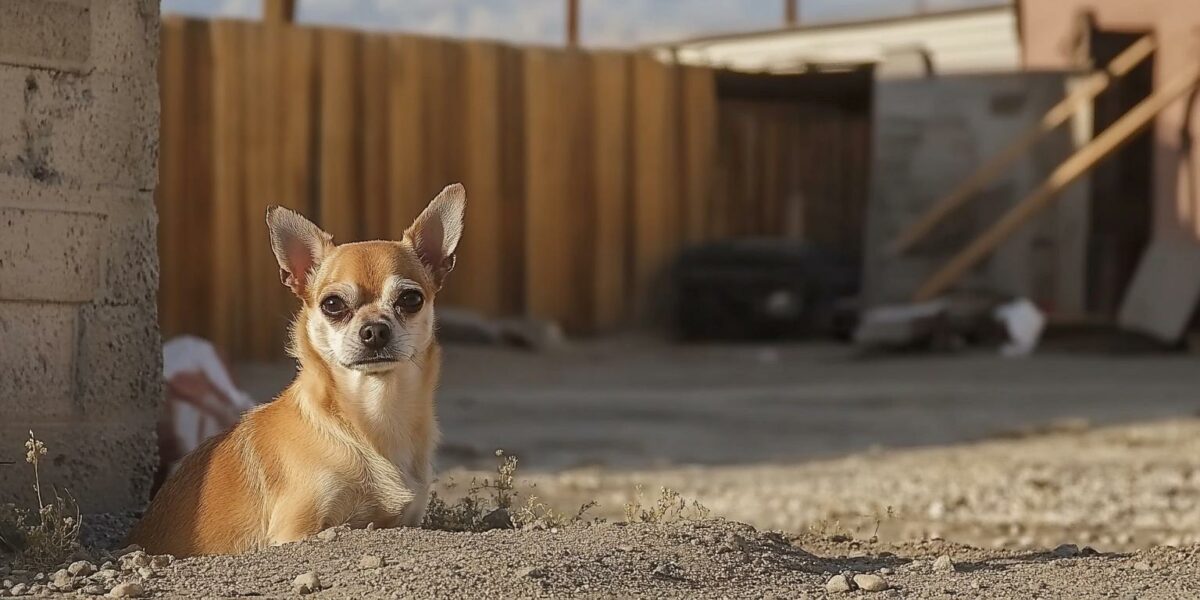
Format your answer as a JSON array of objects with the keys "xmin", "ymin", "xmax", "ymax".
[
  {"xmin": 6, "ymin": 519, "xmax": 1200, "ymax": 598},
  {"xmin": 447, "ymin": 418, "xmax": 1200, "ymax": 553}
]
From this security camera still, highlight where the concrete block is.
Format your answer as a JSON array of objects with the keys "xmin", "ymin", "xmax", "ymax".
[
  {"xmin": 76, "ymin": 303, "xmax": 162, "ymax": 420},
  {"xmin": 0, "ymin": 67, "xmax": 159, "ymax": 191},
  {"xmin": 0, "ymin": 207, "xmax": 106, "ymax": 303},
  {"xmin": 0, "ymin": 421, "xmax": 157, "ymax": 514},
  {"xmin": 90, "ymin": 0, "xmax": 160, "ymax": 78},
  {"xmin": 0, "ymin": 302, "xmax": 78, "ymax": 420},
  {"xmin": 0, "ymin": 0, "xmax": 91, "ymax": 72},
  {"xmin": 98, "ymin": 194, "xmax": 159, "ymax": 306}
]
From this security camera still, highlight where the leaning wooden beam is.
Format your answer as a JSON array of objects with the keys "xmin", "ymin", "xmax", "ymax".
[
  {"xmin": 890, "ymin": 34, "xmax": 1157, "ymax": 255},
  {"xmin": 913, "ymin": 61, "xmax": 1200, "ymax": 302}
]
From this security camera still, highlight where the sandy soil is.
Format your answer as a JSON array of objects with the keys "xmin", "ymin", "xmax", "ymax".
[{"xmin": 8, "ymin": 518, "xmax": 1200, "ymax": 599}]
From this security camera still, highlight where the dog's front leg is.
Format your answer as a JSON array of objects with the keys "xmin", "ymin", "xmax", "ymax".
[{"xmin": 266, "ymin": 497, "xmax": 324, "ymax": 546}]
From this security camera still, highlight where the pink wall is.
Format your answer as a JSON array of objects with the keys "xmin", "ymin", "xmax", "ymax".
[{"xmin": 1021, "ymin": 0, "xmax": 1200, "ymax": 242}]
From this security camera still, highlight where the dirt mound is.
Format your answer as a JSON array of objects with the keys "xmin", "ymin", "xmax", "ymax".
[{"xmin": 7, "ymin": 520, "xmax": 1200, "ymax": 598}]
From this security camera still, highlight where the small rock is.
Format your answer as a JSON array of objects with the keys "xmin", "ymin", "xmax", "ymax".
[
  {"xmin": 482, "ymin": 508, "xmax": 513, "ymax": 530},
  {"xmin": 108, "ymin": 582, "xmax": 144, "ymax": 598},
  {"xmin": 1052, "ymin": 544, "xmax": 1080, "ymax": 558},
  {"xmin": 50, "ymin": 570, "xmax": 73, "ymax": 591},
  {"xmin": 8, "ymin": 584, "xmax": 27, "ymax": 597},
  {"xmin": 136, "ymin": 567, "xmax": 157, "ymax": 580},
  {"xmin": 316, "ymin": 528, "xmax": 338, "ymax": 542},
  {"xmin": 93, "ymin": 570, "xmax": 118, "ymax": 581},
  {"xmin": 119, "ymin": 552, "xmax": 151, "ymax": 571},
  {"xmin": 100, "ymin": 562, "xmax": 115, "ymax": 572},
  {"xmin": 81, "ymin": 584, "xmax": 106, "ymax": 596},
  {"xmin": 516, "ymin": 567, "xmax": 547, "ymax": 579},
  {"xmin": 365, "ymin": 522, "xmax": 377, "ymax": 531},
  {"xmin": 358, "ymin": 555, "xmax": 384, "ymax": 569},
  {"xmin": 651, "ymin": 563, "xmax": 683, "ymax": 580},
  {"xmin": 825, "ymin": 574, "xmax": 852, "ymax": 593},
  {"xmin": 149, "ymin": 556, "xmax": 173, "ymax": 569},
  {"xmin": 68, "ymin": 562, "xmax": 96, "ymax": 577},
  {"xmin": 114, "ymin": 545, "xmax": 142, "ymax": 558},
  {"xmin": 1080, "ymin": 546, "xmax": 1099, "ymax": 556},
  {"xmin": 1133, "ymin": 561, "xmax": 1152, "ymax": 572},
  {"xmin": 933, "ymin": 555, "xmax": 956, "ymax": 572},
  {"xmin": 854, "ymin": 574, "xmax": 889, "ymax": 592},
  {"xmin": 293, "ymin": 572, "xmax": 322, "ymax": 595},
  {"xmin": 879, "ymin": 567, "xmax": 894, "ymax": 576}
]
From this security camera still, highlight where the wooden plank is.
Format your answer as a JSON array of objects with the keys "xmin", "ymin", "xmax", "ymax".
[
  {"xmin": 590, "ymin": 52, "xmax": 631, "ymax": 330},
  {"xmin": 274, "ymin": 25, "xmax": 319, "ymax": 351},
  {"xmin": 891, "ymin": 34, "xmax": 1157, "ymax": 255},
  {"xmin": 157, "ymin": 17, "xmax": 186, "ymax": 339},
  {"xmin": 240, "ymin": 22, "xmax": 285, "ymax": 360},
  {"xmin": 680, "ymin": 66, "xmax": 716, "ymax": 246},
  {"xmin": 209, "ymin": 20, "xmax": 247, "ymax": 355},
  {"xmin": 387, "ymin": 35, "xmax": 426, "ymax": 238},
  {"xmin": 523, "ymin": 48, "xmax": 588, "ymax": 330},
  {"xmin": 446, "ymin": 40, "xmax": 505, "ymax": 315},
  {"xmin": 318, "ymin": 28, "xmax": 361, "ymax": 243},
  {"xmin": 181, "ymin": 19, "xmax": 216, "ymax": 341},
  {"xmin": 914, "ymin": 62, "xmax": 1200, "ymax": 302},
  {"xmin": 359, "ymin": 33, "xmax": 390, "ymax": 240},
  {"xmin": 497, "ymin": 45, "xmax": 527, "ymax": 316},
  {"xmin": 630, "ymin": 53, "xmax": 680, "ymax": 317}
]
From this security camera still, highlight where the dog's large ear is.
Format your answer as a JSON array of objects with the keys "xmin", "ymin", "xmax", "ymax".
[
  {"xmin": 265, "ymin": 206, "xmax": 334, "ymax": 297},
  {"xmin": 404, "ymin": 183, "xmax": 465, "ymax": 289}
]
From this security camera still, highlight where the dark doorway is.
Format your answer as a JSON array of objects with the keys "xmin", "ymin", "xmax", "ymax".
[
  {"xmin": 711, "ymin": 67, "xmax": 874, "ymax": 262},
  {"xmin": 1086, "ymin": 29, "xmax": 1154, "ymax": 316}
]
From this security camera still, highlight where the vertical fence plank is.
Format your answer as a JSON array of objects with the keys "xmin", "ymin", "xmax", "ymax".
[
  {"xmin": 498, "ymin": 45, "xmax": 527, "ymax": 316},
  {"xmin": 387, "ymin": 36, "xmax": 426, "ymax": 238},
  {"xmin": 319, "ymin": 28, "xmax": 361, "ymax": 243},
  {"xmin": 359, "ymin": 33, "xmax": 391, "ymax": 241},
  {"xmin": 181, "ymin": 19, "xmax": 216, "ymax": 340},
  {"xmin": 157, "ymin": 17, "xmax": 186, "ymax": 339},
  {"xmin": 444, "ymin": 40, "xmax": 505, "ymax": 315},
  {"xmin": 630, "ymin": 54, "xmax": 680, "ymax": 318},
  {"xmin": 241, "ymin": 22, "xmax": 284, "ymax": 360},
  {"xmin": 590, "ymin": 52, "xmax": 631, "ymax": 330},
  {"xmin": 210, "ymin": 21, "xmax": 249, "ymax": 354},
  {"xmin": 680, "ymin": 66, "xmax": 716, "ymax": 246}
]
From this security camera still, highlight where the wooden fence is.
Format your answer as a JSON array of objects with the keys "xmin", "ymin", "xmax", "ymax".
[{"xmin": 157, "ymin": 18, "xmax": 871, "ymax": 360}]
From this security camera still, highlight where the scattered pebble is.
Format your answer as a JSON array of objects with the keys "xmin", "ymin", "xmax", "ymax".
[
  {"xmin": 1133, "ymin": 561, "xmax": 1152, "ymax": 572},
  {"xmin": 517, "ymin": 567, "xmax": 547, "ymax": 579},
  {"xmin": 651, "ymin": 563, "xmax": 684, "ymax": 580},
  {"xmin": 933, "ymin": 555, "xmax": 956, "ymax": 572},
  {"xmin": 108, "ymin": 581, "xmax": 145, "ymax": 598},
  {"xmin": 137, "ymin": 567, "xmax": 158, "ymax": 580},
  {"xmin": 853, "ymin": 574, "xmax": 889, "ymax": 592},
  {"xmin": 316, "ymin": 528, "xmax": 339, "ymax": 542},
  {"xmin": 879, "ymin": 567, "xmax": 894, "ymax": 576},
  {"xmin": 359, "ymin": 555, "xmax": 385, "ymax": 569},
  {"xmin": 9, "ymin": 584, "xmax": 27, "ymax": 597},
  {"xmin": 94, "ymin": 570, "xmax": 118, "ymax": 581},
  {"xmin": 1052, "ymin": 544, "xmax": 1079, "ymax": 558},
  {"xmin": 81, "ymin": 584, "xmax": 107, "ymax": 596},
  {"xmin": 50, "ymin": 570, "xmax": 73, "ymax": 591},
  {"xmin": 825, "ymin": 574, "xmax": 852, "ymax": 593},
  {"xmin": 482, "ymin": 508, "xmax": 513, "ymax": 530},
  {"xmin": 293, "ymin": 572, "xmax": 322, "ymax": 595},
  {"xmin": 149, "ymin": 556, "xmax": 173, "ymax": 569}
]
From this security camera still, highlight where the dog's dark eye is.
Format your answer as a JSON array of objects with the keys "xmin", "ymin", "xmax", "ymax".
[
  {"xmin": 320, "ymin": 295, "xmax": 348, "ymax": 318},
  {"xmin": 396, "ymin": 289, "xmax": 424, "ymax": 313}
]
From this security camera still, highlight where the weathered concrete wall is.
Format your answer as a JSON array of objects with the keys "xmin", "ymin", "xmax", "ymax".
[
  {"xmin": 0, "ymin": 0, "xmax": 161, "ymax": 512},
  {"xmin": 863, "ymin": 72, "xmax": 1088, "ymax": 311}
]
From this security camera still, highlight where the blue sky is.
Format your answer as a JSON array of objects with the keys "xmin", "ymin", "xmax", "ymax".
[{"xmin": 161, "ymin": 0, "xmax": 1005, "ymax": 47}]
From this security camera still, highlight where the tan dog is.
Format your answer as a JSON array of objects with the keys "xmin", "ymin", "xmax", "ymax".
[{"xmin": 129, "ymin": 184, "xmax": 466, "ymax": 556}]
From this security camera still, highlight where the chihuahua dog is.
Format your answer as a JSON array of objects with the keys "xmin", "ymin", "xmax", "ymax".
[{"xmin": 128, "ymin": 184, "xmax": 466, "ymax": 556}]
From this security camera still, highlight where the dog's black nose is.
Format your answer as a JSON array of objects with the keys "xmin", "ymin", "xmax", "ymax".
[{"xmin": 359, "ymin": 322, "xmax": 392, "ymax": 350}]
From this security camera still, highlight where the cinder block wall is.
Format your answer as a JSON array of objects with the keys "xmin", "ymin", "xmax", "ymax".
[{"xmin": 0, "ymin": 0, "xmax": 161, "ymax": 513}]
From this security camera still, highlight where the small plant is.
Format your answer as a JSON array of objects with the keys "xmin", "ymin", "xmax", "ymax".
[
  {"xmin": 423, "ymin": 450, "xmax": 599, "ymax": 532},
  {"xmin": 0, "ymin": 432, "xmax": 81, "ymax": 570},
  {"xmin": 623, "ymin": 485, "xmax": 711, "ymax": 524}
]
